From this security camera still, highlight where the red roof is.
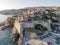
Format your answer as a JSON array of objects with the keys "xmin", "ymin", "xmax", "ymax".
[{"xmin": 47, "ymin": 42, "xmax": 52, "ymax": 44}]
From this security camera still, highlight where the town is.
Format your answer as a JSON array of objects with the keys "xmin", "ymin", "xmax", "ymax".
[
  {"xmin": 0, "ymin": 7, "xmax": 60, "ymax": 45},
  {"xmin": 0, "ymin": 0, "xmax": 60, "ymax": 45},
  {"xmin": 11, "ymin": 7, "xmax": 60, "ymax": 45}
]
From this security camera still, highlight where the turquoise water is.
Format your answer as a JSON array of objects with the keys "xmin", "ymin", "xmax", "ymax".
[
  {"xmin": 0, "ymin": 27, "xmax": 17, "ymax": 45},
  {"xmin": 0, "ymin": 14, "xmax": 17, "ymax": 45}
]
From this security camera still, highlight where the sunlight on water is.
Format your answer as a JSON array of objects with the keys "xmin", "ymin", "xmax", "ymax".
[{"xmin": 0, "ymin": 14, "xmax": 13, "ymax": 22}]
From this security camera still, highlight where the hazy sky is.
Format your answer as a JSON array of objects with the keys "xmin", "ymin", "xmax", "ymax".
[{"xmin": 0, "ymin": 0, "xmax": 60, "ymax": 10}]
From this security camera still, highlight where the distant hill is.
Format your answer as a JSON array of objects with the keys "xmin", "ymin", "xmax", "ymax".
[
  {"xmin": 0, "ymin": 6, "xmax": 60, "ymax": 15},
  {"xmin": 0, "ymin": 9, "xmax": 28, "ymax": 15}
]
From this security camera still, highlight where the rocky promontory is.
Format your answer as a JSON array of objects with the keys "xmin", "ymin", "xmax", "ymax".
[{"xmin": 0, "ymin": 15, "xmax": 18, "ymax": 30}]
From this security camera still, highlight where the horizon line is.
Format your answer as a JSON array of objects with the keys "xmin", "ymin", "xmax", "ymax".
[{"xmin": 0, "ymin": 6, "xmax": 60, "ymax": 11}]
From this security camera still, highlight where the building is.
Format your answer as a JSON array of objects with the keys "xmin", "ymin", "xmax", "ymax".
[{"xmin": 12, "ymin": 10, "xmax": 52, "ymax": 45}]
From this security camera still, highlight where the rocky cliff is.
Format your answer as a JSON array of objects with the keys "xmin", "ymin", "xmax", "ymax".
[{"xmin": 0, "ymin": 15, "xmax": 18, "ymax": 30}]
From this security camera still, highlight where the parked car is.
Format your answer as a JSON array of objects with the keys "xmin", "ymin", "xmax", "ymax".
[
  {"xmin": 40, "ymin": 37, "xmax": 44, "ymax": 40},
  {"xmin": 48, "ymin": 33, "xmax": 52, "ymax": 36},
  {"xmin": 54, "ymin": 37, "xmax": 60, "ymax": 44}
]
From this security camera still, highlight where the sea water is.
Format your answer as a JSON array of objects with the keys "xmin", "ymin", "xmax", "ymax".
[{"xmin": 0, "ymin": 14, "xmax": 17, "ymax": 45}]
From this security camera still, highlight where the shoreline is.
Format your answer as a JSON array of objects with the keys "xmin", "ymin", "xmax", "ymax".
[{"xmin": 0, "ymin": 15, "xmax": 17, "ymax": 30}]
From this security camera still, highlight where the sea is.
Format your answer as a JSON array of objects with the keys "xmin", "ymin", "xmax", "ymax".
[{"xmin": 0, "ymin": 14, "xmax": 17, "ymax": 45}]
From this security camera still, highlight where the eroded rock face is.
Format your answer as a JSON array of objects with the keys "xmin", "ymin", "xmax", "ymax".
[
  {"xmin": 23, "ymin": 28, "xmax": 37, "ymax": 39},
  {"xmin": 25, "ymin": 39, "xmax": 48, "ymax": 45},
  {"xmin": 18, "ymin": 38, "xmax": 22, "ymax": 45},
  {"xmin": 30, "ymin": 32, "xmax": 37, "ymax": 39},
  {"xmin": 12, "ymin": 32, "xmax": 20, "ymax": 42},
  {"xmin": 23, "ymin": 28, "xmax": 36, "ymax": 36},
  {"xmin": 0, "ymin": 16, "xmax": 17, "ymax": 30}
]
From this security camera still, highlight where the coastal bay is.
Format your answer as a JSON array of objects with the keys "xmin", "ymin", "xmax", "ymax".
[
  {"xmin": 0, "ymin": 14, "xmax": 17, "ymax": 45},
  {"xmin": 0, "ymin": 14, "xmax": 14, "ymax": 22}
]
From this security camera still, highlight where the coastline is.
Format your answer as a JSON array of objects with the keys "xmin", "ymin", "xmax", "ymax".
[
  {"xmin": 0, "ymin": 14, "xmax": 17, "ymax": 45},
  {"xmin": 0, "ymin": 15, "xmax": 17, "ymax": 30}
]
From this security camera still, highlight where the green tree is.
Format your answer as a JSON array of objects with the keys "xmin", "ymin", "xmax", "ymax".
[
  {"xmin": 35, "ymin": 24, "xmax": 47, "ymax": 32},
  {"xmin": 50, "ymin": 24, "xmax": 56, "ymax": 32}
]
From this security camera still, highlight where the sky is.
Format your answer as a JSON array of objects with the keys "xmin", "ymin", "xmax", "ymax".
[{"xmin": 0, "ymin": 0, "xmax": 60, "ymax": 10}]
